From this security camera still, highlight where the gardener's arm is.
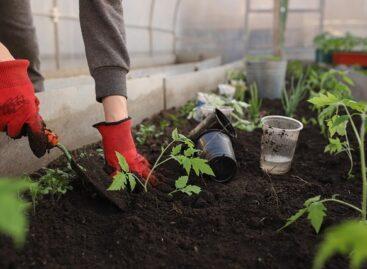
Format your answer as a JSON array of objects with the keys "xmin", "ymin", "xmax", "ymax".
[
  {"xmin": 0, "ymin": 42, "xmax": 56, "ymax": 157},
  {"xmin": 79, "ymin": 1, "xmax": 156, "ymax": 185}
]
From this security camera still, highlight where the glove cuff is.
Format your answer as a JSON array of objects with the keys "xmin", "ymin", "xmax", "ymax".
[{"xmin": 0, "ymin": 60, "xmax": 32, "ymax": 89}]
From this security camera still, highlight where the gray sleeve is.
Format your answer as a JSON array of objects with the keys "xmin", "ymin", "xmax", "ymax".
[
  {"xmin": 0, "ymin": 0, "xmax": 44, "ymax": 92},
  {"xmin": 79, "ymin": 0, "xmax": 130, "ymax": 102}
]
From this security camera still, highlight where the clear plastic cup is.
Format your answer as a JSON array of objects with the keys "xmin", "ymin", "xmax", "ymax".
[
  {"xmin": 260, "ymin": 115, "xmax": 303, "ymax": 175},
  {"xmin": 218, "ymin": 84, "xmax": 236, "ymax": 98},
  {"xmin": 201, "ymin": 105, "xmax": 234, "ymax": 119}
]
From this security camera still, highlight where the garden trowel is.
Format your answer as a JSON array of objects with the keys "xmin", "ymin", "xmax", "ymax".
[{"xmin": 55, "ymin": 143, "xmax": 128, "ymax": 211}]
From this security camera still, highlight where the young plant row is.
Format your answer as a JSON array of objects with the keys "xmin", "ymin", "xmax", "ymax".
[{"xmin": 279, "ymin": 68, "xmax": 367, "ymax": 268}]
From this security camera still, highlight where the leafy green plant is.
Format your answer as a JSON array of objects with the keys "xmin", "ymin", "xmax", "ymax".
[
  {"xmin": 313, "ymin": 220, "xmax": 367, "ymax": 269},
  {"xmin": 287, "ymin": 60, "xmax": 304, "ymax": 80},
  {"xmin": 144, "ymin": 129, "xmax": 214, "ymax": 193},
  {"xmin": 307, "ymin": 68, "xmax": 354, "ymax": 135},
  {"xmin": 280, "ymin": 92, "xmax": 367, "ymax": 233},
  {"xmin": 227, "ymin": 69, "xmax": 246, "ymax": 82},
  {"xmin": 37, "ymin": 168, "xmax": 73, "ymax": 202},
  {"xmin": 136, "ymin": 123, "xmax": 160, "ymax": 146},
  {"xmin": 0, "ymin": 178, "xmax": 35, "ymax": 246},
  {"xmin": 107, "ymin": 152, "xmax": 143, "ymax": 192},
  {"xmin": 232, "ymin": 80, "xmax": 247, "ymax": 102},
  {"xmin": 281, "ymin": 75, "xmax": 310, "ymax": 117},
  {"xmin": 168, "ymin": 176, "xmax": 201, "ymax": 196},
  {"xmin": 248, "ymin": 83, "xmax": 262, "ymax": 124},
  {"xmin": 314, "ymin": 32, "xmax": 367, "ymax": 53}
]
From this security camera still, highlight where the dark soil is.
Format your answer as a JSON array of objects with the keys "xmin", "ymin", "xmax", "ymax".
[{"xmin": 0, "ymin": 100, "xmax": 364, "ymax": 269}]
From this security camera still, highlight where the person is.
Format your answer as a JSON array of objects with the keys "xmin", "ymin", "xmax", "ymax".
[{"xmin": 0, "ymin": 1, "xmax": 156, "ymax": 185}]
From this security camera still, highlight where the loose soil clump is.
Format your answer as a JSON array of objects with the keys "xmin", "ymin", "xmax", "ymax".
[{"xmin": 0, "ymin": 100, "xmax": 360, "ymax": 269}]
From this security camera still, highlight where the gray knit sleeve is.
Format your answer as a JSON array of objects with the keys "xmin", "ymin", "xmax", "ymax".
[{"xmin": 79, "ymin": 0, "xmax": 130, "ymax": 102}]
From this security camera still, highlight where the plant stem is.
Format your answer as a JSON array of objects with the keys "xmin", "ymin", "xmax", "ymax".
[
  {"xmin": 168, "ymin": 189, "xmax": 178, "ymax": 196},
  {"xmin": 344, "ymin": 132, "xmax": 354, "ymax": 178},
  {"xmin": 144, "ymin": 140, "xmax": 175, "ymax": 192},
  {"xmin": 56, "ymin": 144, "xmax": 73, "ymax": 163},
  {"xmin": 359, "ymin": 113, "xmax": 367, "ymax": 220},
  {"xmin": 320, "ymin": 198, "xmax": 362, "ymax": 214}
]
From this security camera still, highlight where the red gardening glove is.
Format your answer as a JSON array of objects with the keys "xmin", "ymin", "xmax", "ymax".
[
  {"xmin": 94, "ymin": 118, "xmax": 158, "ymax": 186},
  {"xmin": 0, "ymin": 60, "xmax": 53, "ymax": 158}
]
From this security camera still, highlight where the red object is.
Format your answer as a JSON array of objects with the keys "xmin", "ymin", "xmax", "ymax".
[
  {"xmin": 332, "ymin": 51, "xmax": 367, "ymax": 67},
  {"xmin": 94, "ymin": 118, "xmax": 157, "ymax": 186},
  {"xmin": 0, "ymin": 60, "xmax": 52, "ymax": 157}
]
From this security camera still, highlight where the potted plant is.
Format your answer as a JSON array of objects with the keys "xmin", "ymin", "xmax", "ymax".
[
  {"xmin": 245, "ymin": 0, "xmax": 288, "ymax": 99},
  {"xmin": 332, "ymin": 34, "xmax": 367, "ymax": 67},
  {"xmin": 313, "ymin": 32, "xmax": 334, "ymax": 64}
]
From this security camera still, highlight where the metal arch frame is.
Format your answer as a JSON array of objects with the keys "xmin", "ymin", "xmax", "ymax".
[
  {"xmin": 243, "ymin": 0, "xmax": 327, "ymax": 51},
  {"xmin": 32, "ymin": 0, "xmax": 184, "ymax": 70}
]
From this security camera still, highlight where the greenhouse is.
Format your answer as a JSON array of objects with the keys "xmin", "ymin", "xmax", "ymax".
[{"xmin": 1, "ymin": 0, "xmax": 367, "ymax": 268}]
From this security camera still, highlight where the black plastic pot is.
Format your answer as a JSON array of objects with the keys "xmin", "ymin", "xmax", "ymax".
[
  {"xmin": 188, "ymin": 108, "xmax": 237, "ymax": 142},
  {"xmin": 197, "ymin": 130, "xmax": 237, "ymax": 183}
]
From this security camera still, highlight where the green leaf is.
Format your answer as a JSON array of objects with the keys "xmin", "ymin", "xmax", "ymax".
[
  {"xmin": 184, "ymin": 147, "xmax": 198, "ymax": 157},
  {"xmin": 0, "ymin": 178, "xmax": 32, "ymax": 246},
  {"xmin": 181, "ymin": 185, "xmax": 202, "ymax": 196},
  {"xmin": 182, "ymin": 157, "xmax": 192, "ymax": 175},
  {"xmin": 128, "ymin": 174, "xmax": 136, "ymax": 192},
  {"xmin": 313, "ymin": 221, "xmax": 367, "ymax": 269},
  {"xmin": 304, "ymin": 195, "xmax": 321, "ymax": 207},
  {"xmin": 171, "ymin": 144, "xmax": 182, "ymax": 156},
  {"xmin": 308, "ymin": 92, "xmax": 340, "ymax": 108},
  {"xmin": 175, "ymin": 176, "xmax": 188, "ymax": 189},
  {"xmin": 325, "ymin": 138, "xmax": 345, "ymax": 154},
  {"xmin": 191, "ymin": 158, "xmax": 215, "ymax": 176},
  {"xmin": 115, "ymin": 152, "xmax": 129, "ymax": 172},
  {"xmin": 278, "ymin": 208, "xmax": 307, "ymax": 231},
  {"xmin": 327, "ymin": 115, "xmax": 347, "ymax": 137},
  {"xmin": 307, "ymin": 201, "xmax": 327, "ymax": 234},
  {"xmin": 342, "ymin": 99, "xmax": 367, "ymax": 113},
  {"xmin": 108, "ymin": 172, "xmax": 127, "ymax": 191},
  {"xmin": 172, "ymin": 128, "xmax": 179, "ymax": 140}
]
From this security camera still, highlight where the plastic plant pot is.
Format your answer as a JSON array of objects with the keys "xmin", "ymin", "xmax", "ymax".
[
  {"xmin": 260, "ymin": 115, "xmax": 303, "ymax": 175},
  {"xmin": 332, "ymin": 51, "xmax": 367, "ymax": 67},
  {"xmin": 315, "ymin": 49, "xmax": 333, "ymax": 64},
  {"xmin": 218, "ymin": 84, "xmax": 236, "ymax": 98},
  {"xmin": 188, "ymin": 108, "xmax": 237, "ymax": 142},
  {"xmin": 200, "ymin": 105, "xmax": 234, "ymax": 119},
  {"xmin": 196, "ymin": 130, "xmax": 237, "ymax": 182},
  {"xmin": 246, "ymin": 59, "xmax": 287, "ymax": 99}
]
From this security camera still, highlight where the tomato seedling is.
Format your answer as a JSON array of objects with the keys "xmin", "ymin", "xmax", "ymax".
[
  {"xmin": 144, "ymin": 129, "xmax": 214, "ymax": 193},
  {"xmin": 168, "ymin": 176, "xmax": 201, "ymax": 197},
  {"xmin": 107, "ymin": 152, "xmax": 144, "ymax": 193},
  {"xmin": 280, "ymin": 92, "xmax": 367, "ymax": 233}
]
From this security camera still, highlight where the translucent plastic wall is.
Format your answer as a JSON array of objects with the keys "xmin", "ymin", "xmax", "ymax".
[{"xmin": 28, "ymin": 0, "xmax": 367, "ymax": 73}]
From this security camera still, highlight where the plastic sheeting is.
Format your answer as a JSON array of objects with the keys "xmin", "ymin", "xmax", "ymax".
[{"xmin": 27, "ymin": 0, "xmax": 367, "ymax": 72}]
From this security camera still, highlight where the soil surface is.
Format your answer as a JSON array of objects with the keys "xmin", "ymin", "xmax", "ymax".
[{"xmin": 0, "ymin": 100, "xmax": 364, "ymax": 269}]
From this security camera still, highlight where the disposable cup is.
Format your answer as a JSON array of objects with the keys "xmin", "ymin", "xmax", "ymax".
[{"xmin": 260, "ymin": 115, "xmax": 303, "ymax": 175}]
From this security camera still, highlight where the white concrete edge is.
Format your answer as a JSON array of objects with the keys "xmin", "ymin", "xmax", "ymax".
[{"xmin": 0, "ymin": 59, "xmax": 244, "ymax": 176}]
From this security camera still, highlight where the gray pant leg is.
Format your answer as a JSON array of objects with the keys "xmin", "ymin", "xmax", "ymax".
[
  {"xmin": 0, "ymin": 0, "xmax": 44, "ymax": 92},
  {"xmin": 79, "ymin": 0, "xmax": 130, "ymax": 102}
]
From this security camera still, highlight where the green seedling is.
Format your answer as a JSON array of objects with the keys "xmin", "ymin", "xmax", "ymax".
[
  {"xmin": 307, "ymin": 68, "xmax": 354, "ymax": 135},
  {"xmin": 280, "ymin": 92, "xmax": 367, "ymax": 234},
  {"xmin": 313, "ymin": 220, "xmax": 367, "ymax": 269},
  {"xmin": 144, "ymin": 129, "xmax": 214, "ymax": 193},
  {"xmin": 107, "ymin": 152, "xmax": 144, "ymax": 192},
  {"xmin": 227, "ymin": 69, "xmax": 246, "ymax": 82},
  {"xmin": 168, "ymin": 176, "xmax": 201, "ymax": 197},
  {"xmin": 136, "ymin": 123, "xmax": 161, "ymax": 146},
  {"xmin": 37, "ymin": 168, "xmax": 74, "ymax": 202},
  {"xmin": 0, "ymin": 178, "xmax": 35, "ymax": 246},
  {"xmin": 248, "ymin": 83, "xmax": 262, "ymax": 124},
  {"xmin": 287, "ymin": 60, "xmax": 305, "ymax": 80},
  {"xmin": 282, "ymin": 75, "xmax": 310, "ymax": 117}
]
